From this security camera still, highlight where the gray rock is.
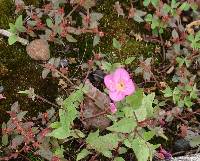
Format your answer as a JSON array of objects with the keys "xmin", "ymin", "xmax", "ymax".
[{"xmin": 26, "ymin": 39, "xmax": 50, "ymax": 61}]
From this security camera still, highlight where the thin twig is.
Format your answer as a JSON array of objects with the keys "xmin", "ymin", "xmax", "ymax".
[
  {"xmin": 0, "ymin": 29, "xmax": 29, "ymax": 45},
  {"xmin": 159, "ymin": 32, "xmax": 166, "ymax": 61},
  {"xmin": 36, "ymin": 95, "xmax": 59, "ymax": 108}
]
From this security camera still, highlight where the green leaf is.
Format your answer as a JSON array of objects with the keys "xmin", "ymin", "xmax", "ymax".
[
  {"xmin": 15, "ymin": 15, "xmax": 23, "ymax": 28},
  {"xmin": 9, "ymin": 23, "xmax": 17, "ymax": 33},
  {"xmin": 54, "ymin": 146, "xmax": 64, "ymax": 158},
  {"xmin": 189, "ymin": 135, "xmax": 200, "ymax": 147},
  {"xmin": 163, "ymin": 87, "xmax": 172, "ymax": 97},
  {"xmin": 151, "ymin": 0, "xmax": 159, "ymax": 7},
  {"xmin": 176, "ymin": 57, "xmax": 184, "ymax": 66},
  {"xmin": 76, "ymin": 149, "xmax": 91, "ymax": 161},
  {"xmin": 179, "ymin": 2, "xmax": 190, "ymax": 11},
  {"xmin": 114, "ymin": 157, "xmax": 125, "ymax": 161},
  {"xmin": 8, "ymin": 34, "xmax": 17, "ymax": 45},
  {"xmin": 2, "ymin": 134, "xmax": 8, "ymax": 146},
  {"xmin": 66, "ymin": 34, "xmax": 77, "ymax": 42},
  {"xmin": 134, "ymin": 105, "xmax": 147, "ymax": 122},
  {"xmin": 143, "ymin": 0, "xmax": 150, "ymax": 6},
  {"xmin": 124, "ymin": 56, "xmax": 135, "ymax": 65},
  {"xmin": 126, "ymin": 89, "xmax": 143, "ymax": 109},
  {"xmin": 86, "ymin": 131, "xmax": 119, "ymax": 158},
  {"xmin": 143, "ymin": 131, "xmax": 155, "ymax": 141},
  {"xmin": 2, "ymin": 122, "xmax": 8, "ymax": 146},
  {"xmin": 184, "ymin": 96, "xmax": 193, "ymax": 107},
  {"xmin": 71, "ymin": 129, "xmax": 85, "ymax": 138},
  {"xmin": 142, "ymin": 93, "xmax": 155, "ymax": 117},
  {"xmin": 113, "ymin": 38, "xmax": 121, "ymax": 49},
  {"xmin": 131, "ymin": 138, "xmax": 150, "ymax": 161},
  {"xmin": 101, "ymin": 61, "xmax": 112, "ymax": 72},
  {"xmin": 50, "ymin": 122, "xmax": 61, "ymax": 128},
  {"xmin": 93, "ymin": 35, "xmax": 100, "ymax": 46},
  {"xmin": 107, "ymin": 117, "xmax": 136, "ymax": 133},
  {"xmin": 145, "ymin": 14, "xmax": 153, "ymax": 22},
  {"xmin": 163, "ymin": 4, "xmax": 171, "ymax": 14},
  {"xmin": 46, "ymin": 18, "xmax": 53, "ymax": 28},
  {"xmin": 47, "ymin": 127, "xmax": 70, "ymax": 139}
]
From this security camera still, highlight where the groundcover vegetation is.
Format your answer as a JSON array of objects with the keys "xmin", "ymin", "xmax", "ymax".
[{"xmin": 0, "ymin": 0, "xmax": 200, "ymax": 161}]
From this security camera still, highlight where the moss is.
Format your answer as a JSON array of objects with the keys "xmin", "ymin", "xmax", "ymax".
[
  {"xmin": 93, "ymin": 0, "xmax": 156, "ymax": 66},
  {"xmin": 0, "ymin": 0, "xmax": 15, "ymax": 28}
]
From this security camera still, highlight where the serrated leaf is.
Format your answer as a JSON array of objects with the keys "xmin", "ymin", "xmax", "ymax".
[
  {"xmin": 134, "ymin": 105, "xmax": 147, "ymax": 122},
  {"xmin": 114, "ymin": 157, "xmax": 125, "ymax": 161},
  {"xmin": 107, "ymin": 117, "xmax": 136, "ymax": 133},
  {"xmin": 131, "ymin": 138, "xmax": 150, "ymax": 161},
  {"xmin": 93, "ymin": 35, "xmax": 100, "ymax": 46},
  {"xmin": 76, "ymin": 149, "xmax": 91, "ymax": 161},
  {"xmin": 54, "ymin": 146, "xmax": 64, "ymax": 158},
  {"xmin": 86, "ymin": 131, "xmax": 119, "ymax": 158},
  {"xmin": 71, "ymin": 129, "xmax": 85, "ymax": 138},
  {"xmin": 113, "ymin": 38, "xmax": 121, "ymax": 49},
  {"xmin": 163, "ymin": 87, "xmax": 172, "ymax": 97},
  {"xmin": 66, "ymin": 34, "xmax": 77, "ymax": 42},
  {"xmin": 142, "ymin": 93, "xmax": 155, "ymax": 117},
  {"xmin": 36, "ymin": 148, "xmax": 53, "ymax": 161},
  {"xmin": 143, "ymin": 131, "xmax": 156, "ymax": 141},
  {"xmin": 50, "ymin": 122, "xmax": 61, "ymax": 128},
  {"xmin": 101, "ymin": 61, "xmax": 112, "ymax": 72},
  {"xmin": 126, "ymin": 89, "xmax": 143, "ymax": 109},
  {"xmin": 47, "ymin": 127, "xmax": 70, "ymax": 139},
  {"xmin": 125, "ymin": 56, "xmax": 135, "ymax": 65},
  {"xmin": 8, "ymin": 34, "xmax": 17, "ymax": 45},
  {"xmin": 189, "ymin": 135, "xmax": 200, "ymax": 147}
]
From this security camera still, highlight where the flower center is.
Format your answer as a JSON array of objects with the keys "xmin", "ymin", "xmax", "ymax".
[{"xmin": 117, "ymin": 80, "xmax": 125, "ymax": 91}]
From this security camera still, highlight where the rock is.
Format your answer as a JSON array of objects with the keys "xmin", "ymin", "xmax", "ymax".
[
  {"xmin": 169, "ymin": 153, "xmax": 200, "ymax": 161},
  {"xmin": 82, "ymin": 79, "xmax": 111, "ymax": 130},
  {"xmin": 26, "ymin": 39, "xmax": 50, "ymax": 61},
  {"xmin": 173, "ymin": 139, "xmax": 191, "ymax": 152},
  {"xmin": 0, "ymin": 86, "xmax": 4, "ymax": 93}
]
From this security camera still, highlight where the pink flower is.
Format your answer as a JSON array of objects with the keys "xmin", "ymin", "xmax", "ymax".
[
  {"xmin": 0, "ymin": 94, "xmax": 6, "ymax": 100},
  {"xmin": 110, "ymin": 103, "xmax": 117, "ymax": 113},
  {"xmin": 104, "ymin": 68, "xmax": 135, "ymax": 101}
]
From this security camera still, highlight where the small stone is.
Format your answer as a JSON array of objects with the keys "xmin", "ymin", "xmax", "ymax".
[
  {"xmin": 26, "ymin": 39, "xmax": 50, "ymax": 61},
  {"xmin": 173, "ymin": 139, "xmax": 191, "ymax": 152},
  {"xmin": 0, "ymin": 86, "xmax": 4, "ymax": 93}
]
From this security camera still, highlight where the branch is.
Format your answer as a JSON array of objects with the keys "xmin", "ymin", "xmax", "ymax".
[{"xmin": 0, "ymin": 29, "xmax": 29, "ymax": 45}]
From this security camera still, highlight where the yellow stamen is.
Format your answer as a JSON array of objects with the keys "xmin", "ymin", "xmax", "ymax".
[{"xmin": 117, "ymin": 80, "xmax": 125, "ymax": 91}]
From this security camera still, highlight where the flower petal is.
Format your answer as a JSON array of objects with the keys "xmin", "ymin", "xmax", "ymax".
[
  {"xmin": 123, "ymin": 79, "xmax": 135, "ymax": 95},
  {"xmin": 113, "ymin": 68, "xmax": 131, "ymax": 83},
  {"xmin": 109, "ymin": 91, "xmax": 125, "ymax": 102},
  {"xmin": 110, "ymin": 103, "xmax": 117, "ymax": 113},
  {"xmin": 104, "ymin": 74, "xmax": 115, "ymax": 91}
]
